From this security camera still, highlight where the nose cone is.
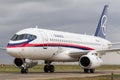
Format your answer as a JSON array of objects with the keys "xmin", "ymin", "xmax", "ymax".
[
  {"xmin": 6, "ymin": 40, "xmax": 26, "ymax": 58},
  {"xmin": 7, "ymin": 47, "xmax": 23, "ymax": 58}
]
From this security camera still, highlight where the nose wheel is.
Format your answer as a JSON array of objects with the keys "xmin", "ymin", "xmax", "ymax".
[
  {"xmin": 21, "ymin": 68, "xmax": 28, "ymax": 74},
  {"xmin": 44, "ymin": 61, "xmax": 55, "ymax": 73}
]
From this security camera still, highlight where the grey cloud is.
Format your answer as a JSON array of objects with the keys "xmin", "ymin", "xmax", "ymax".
[{"xmin": 0, "ymin": 0, "xmax": 120, "ymax": 64}]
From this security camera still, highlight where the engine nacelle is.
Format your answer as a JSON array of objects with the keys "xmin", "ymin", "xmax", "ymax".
[
  {"xmin": 79, "ymin": 52, "xmax": 103, "ymax": 69},
  {"xmin": 14, "ymin": 58, "xmax": 38, "ymax": 68}
]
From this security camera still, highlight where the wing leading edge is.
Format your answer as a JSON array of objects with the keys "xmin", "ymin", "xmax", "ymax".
[{"xmin": 69, "ymin": 48, "xmax": 120, "ymax": 58}]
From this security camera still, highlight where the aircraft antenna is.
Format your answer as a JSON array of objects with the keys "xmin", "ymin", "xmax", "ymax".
[{"xmin": 35, "ymin": 25, "xmax": 38, "ymax": 28}]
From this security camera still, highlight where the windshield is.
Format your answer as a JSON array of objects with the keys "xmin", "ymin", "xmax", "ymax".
[{"xmin": 11, "ymin": 34, "xmax": 37, "ymax": 41}]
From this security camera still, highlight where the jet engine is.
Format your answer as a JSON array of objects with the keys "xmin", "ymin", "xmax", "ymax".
[
  {"xmin": 14, "ymin": 58, "xmax": 38, "ymax": 68},
  {"xmin": 79, "ymin": 51, "xmax": 103, "ymax": 69}
]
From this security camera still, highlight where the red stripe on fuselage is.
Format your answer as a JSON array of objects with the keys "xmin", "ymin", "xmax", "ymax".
[{"xmin": 7, "ymin": 43, "xmax": 94, "ymax": 50}]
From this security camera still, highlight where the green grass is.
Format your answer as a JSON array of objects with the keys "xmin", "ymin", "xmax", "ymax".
[
  {"xmin": 25, "ymin": 65, "xmax": 82, "ymax": 72},
  {"xmin": 0, "ymin": 65, "xmax": 19, "ymax": 72},
  {"xmin": 97, "ymin": 65, "xmax": 120, "ymax": 70},
  {"xmin": 0, "ymin": 65, "xmax": 120, "ymax": 72}
]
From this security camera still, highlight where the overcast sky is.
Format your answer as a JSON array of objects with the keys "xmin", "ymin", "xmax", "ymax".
[{"xmin": 0, "ymin": 0, "xmax": 120, "ymax": 64}]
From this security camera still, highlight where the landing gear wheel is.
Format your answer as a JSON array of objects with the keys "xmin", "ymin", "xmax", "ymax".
[
  {"xmin": 21, "ymin": 68, "xmax": 28, "ymax": 74},
  {"xmin": 84, "ymin": 69, "xmax": 89, "ymax": 73},
  {"xmin": 44, "ymin": 65, "xmax": 55, "ymax": 73},
  {"xmin": 90, "ymin": 69, "xmax": 95, "ymax": 73},
  {"xmin": 84, "ymin": 69, "xmax": 95, "ymax": 73},
  {"xmin": 44, "ymin": 65, "xmax": 49, "ymax": 73},
  {"xmin": 49, "ymin": 65, "xmax": 54, "ymax": 73}
]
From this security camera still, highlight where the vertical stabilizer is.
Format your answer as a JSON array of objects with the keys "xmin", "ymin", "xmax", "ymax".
[{"xmin": 94, "ymin": 5, "xmax": 109, "ymax": 39}]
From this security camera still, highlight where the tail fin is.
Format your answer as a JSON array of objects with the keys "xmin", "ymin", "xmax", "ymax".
[{"xmin": 94, "ymin": 5, "xmax": 109, "ymax": 39}]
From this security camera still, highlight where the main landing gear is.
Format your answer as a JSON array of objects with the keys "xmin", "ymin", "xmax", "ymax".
[
  {"xmin": 84, "ymin": 68, "xmax": 95, "ymax": 73},
  {"xmin": 44, "ymin": 61, "xmax": 55, "ymax": 73}
]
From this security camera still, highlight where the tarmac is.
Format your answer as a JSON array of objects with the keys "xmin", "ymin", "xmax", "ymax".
[{"xmin": 0, "ymin": 70, "xmax": 120, "ymax": 80}]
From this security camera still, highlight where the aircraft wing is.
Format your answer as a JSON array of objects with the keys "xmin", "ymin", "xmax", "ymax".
[
  {"xmin": 97, "ymin": 48, "xmax": 120, "ymax": 53},
  {"xmin": 69, "ymin": 48, "xmax": 120, "ymax": 58},
  {"xmin": 110, "ymin": 42, "xmax": 120, "ymax": 45},
  {"xmin": 0, "ymin": 47, "xmax": 6, "ymax": 50},
  {"xmin": 69, "ymin": 50, "xmax": 89, "ymax": 57}
]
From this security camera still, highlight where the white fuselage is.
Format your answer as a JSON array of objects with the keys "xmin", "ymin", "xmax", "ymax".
[{"xmin": 7, "ymin": 28, "xmax": 111, "ymax": 62}]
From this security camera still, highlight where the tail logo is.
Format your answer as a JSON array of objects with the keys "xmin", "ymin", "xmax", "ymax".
[
  {"xmin": 94, "ymin": 5, "xmax": 108, "ymax": 39},
  {"xmin": 101, "ymin": 15, "xmax": 107, "ymax": 36}
]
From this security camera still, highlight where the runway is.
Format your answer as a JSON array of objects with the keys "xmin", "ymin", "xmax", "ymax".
[{"xmin": 0, "ymin": 70, "xmax": 120, "ymax": 80}]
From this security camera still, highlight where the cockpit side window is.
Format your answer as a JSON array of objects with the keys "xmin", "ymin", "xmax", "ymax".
[
  {"xmin": 11, "ymin": 34, "xmax": 18, "ymax": 41},
  {"xmin": 11, "ymin": 34, "xmax": 37, "ymax": 41},
  {"xmin": 29, "ymin": 35, "xmax": 36, "ymax": 40}
]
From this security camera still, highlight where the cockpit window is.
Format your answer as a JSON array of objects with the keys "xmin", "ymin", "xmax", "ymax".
[
  {"xmin": 11, "ymin": 34, "xmax": 37, "ymax": 41},
  {"xmin": 11, "ymin": 34, "xmax": 18, "ymax": 41}
]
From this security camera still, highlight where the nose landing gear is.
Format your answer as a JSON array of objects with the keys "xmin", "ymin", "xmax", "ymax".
[{"xmin": 21, "ymin": 68, "xmax": 28, "ymax": 73}]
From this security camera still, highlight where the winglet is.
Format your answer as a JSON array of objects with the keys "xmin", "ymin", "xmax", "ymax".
[{"xmin": 94, "ymin": 5, "xmax": 109, "ymax": 39}]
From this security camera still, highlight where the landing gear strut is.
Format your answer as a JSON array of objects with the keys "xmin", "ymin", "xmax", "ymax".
[
  {"xmin": 44, "ymin": 61, "xmax": 55, "ymax": 73},
  {"xmin": 20, "ymin": 63, "xmax": 28, "ymax": 74},
  {"xmin": 84, "ymin": 69, "xmax": 95, "ymax": 73}
]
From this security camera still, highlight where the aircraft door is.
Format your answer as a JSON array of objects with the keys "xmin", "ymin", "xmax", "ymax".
[
  {"xmin": 41, "ymin": 32, "xmax": 48, "ymax": 49},
  {"xmin": 38, "ymin": 31, "xmax": 59, "ymax": 59}
]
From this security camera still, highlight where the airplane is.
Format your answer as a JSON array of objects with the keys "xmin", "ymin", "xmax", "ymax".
[{"xmin": 4, "ymin": 5, "xmax": 120, "ymax": 74}]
